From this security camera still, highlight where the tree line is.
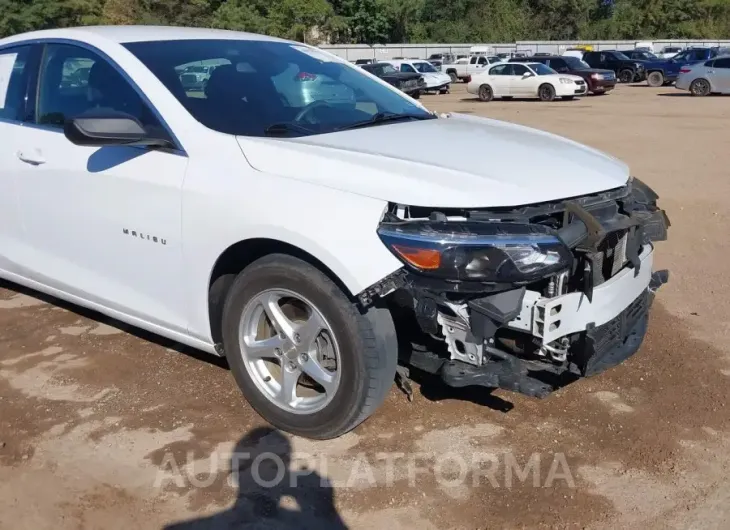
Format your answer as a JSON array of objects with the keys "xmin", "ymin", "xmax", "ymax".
[{"xmin": 1, "ymin": 0, "xmax": 730, "ymax": 44}]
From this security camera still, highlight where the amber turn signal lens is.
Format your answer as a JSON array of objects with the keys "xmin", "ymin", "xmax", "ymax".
[{"xmin": 391, "ymin": 245, "xmax": 441, "ymax": 270}]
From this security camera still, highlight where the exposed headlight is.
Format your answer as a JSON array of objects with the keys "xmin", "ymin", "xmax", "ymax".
[
  {"xmin": 559, "ymin": 78, "xmax": 574, "ymax": 84},
  {"xmin": 377, "ymin": 221, "xmax": 572, "ymax": 283}
]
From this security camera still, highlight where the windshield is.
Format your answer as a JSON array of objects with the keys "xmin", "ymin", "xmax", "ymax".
[
  {"xmin": 125, "ymin": 40, "xmax": 431, "ymax": 137},
  {"xmin": 564, "ymin": 57, "xmax": 590, "ymax": 69},
  {"xmin": 612, "ymin": 51, "xmax": 630, "ymax": 60},
  {"xmin": 531, "ymin": 63, "xmax": 557, "ymax": 75},
  {"xmin": 413, "ymin": 62, "xmax": 438, "ymax": 73}
]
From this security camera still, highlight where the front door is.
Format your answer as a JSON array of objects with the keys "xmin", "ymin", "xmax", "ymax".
[
  {"xmin": 509, "ymin": 63, "xmax": 537, "ymax": 96},
  {"xmin": 12, "ymin": 42, "xmax": 190, "ymax": 332}
]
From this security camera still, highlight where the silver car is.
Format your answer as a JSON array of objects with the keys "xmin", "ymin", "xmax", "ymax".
[{"xmin": 675, "ymin": 56, "xmax": 730, "ymax": 96}]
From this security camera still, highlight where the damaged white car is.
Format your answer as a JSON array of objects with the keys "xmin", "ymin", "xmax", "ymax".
[{"xmin": 0, "ymin": 26, "xmax": 669, "ymax": 439}]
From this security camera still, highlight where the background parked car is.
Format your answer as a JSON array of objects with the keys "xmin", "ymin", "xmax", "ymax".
[
  {"xmin": 642, "ymin": 47, "xmax": 721, "ymax": 87},
  {"xmin": 625, "ymin": 50, "xmax": 659, "ymax": 61},
  {"xmin": 360, "ymin": 62, "xmax": 424, "ymax": 98},
  {"xmin": 657, "ymin": 46, "xmax": 684, "ymax": 59},
  {"xmin": 582, "ymin": 50, "xmax": 647, "ymax": 83},
  {"xmin": 179, "ymin": 64, "xmax": 216, "ymax": 91},
  {"xmin": 512, "ymin": 55, "xmax": 616, "ymax": 94},
  {"xmin": 385, "ymin": 59, "xmax": 451, "ymax": 93},
  {"xmin": 468, "ymin": 61, "xmax": 587, "ymax": 102},
  {"xmin": 675, "ymin": 56, "xmax": 730, "ymax": 96},
  {"xmin": 354, "ymin": 58, "xmax": 375, "ymax": 65}
]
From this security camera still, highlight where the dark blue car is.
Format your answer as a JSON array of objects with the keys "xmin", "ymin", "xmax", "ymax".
[{"xmin": 643, "ymin": 48, "xmax": 722, "ymax": 86}]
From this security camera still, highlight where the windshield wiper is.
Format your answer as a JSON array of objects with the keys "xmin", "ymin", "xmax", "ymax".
[
  {"xmin": 337, "ymin": 112, "xmax": 435, "ymax": 131},
  {"xmin": 264, "ymin": 122, "xmax": 315, "ymax": 137}
]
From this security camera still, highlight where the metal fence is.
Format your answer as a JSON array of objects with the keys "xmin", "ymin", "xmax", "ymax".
[{"xmin": 319, "ymin": 40, "xmax": 730, "ymax": 61}]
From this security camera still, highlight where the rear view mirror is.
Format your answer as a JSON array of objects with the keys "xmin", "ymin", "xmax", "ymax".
[{"xmin": 64, "ymin": 110, "xmax": 170, "ymax": 148}]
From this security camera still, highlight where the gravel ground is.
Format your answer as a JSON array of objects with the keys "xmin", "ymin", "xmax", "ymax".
[{"xmin": 1, "ymin": 84, "xmax": 729, "ymax": 530}]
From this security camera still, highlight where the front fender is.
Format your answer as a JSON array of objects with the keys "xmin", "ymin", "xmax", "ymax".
[{"xmin": 182, "ymin": 154, "xmax": 403, "ymax": 343}]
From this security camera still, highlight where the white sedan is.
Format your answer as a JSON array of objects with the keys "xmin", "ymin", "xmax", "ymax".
[
  {"xmin": 467, "ymin": 62, "xmax": 588, "ymax": 101},
  {"xmin": 0, "ymin": 26, "xmax": 668, "ymax": 439}
]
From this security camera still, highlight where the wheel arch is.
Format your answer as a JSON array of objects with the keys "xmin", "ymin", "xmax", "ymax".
[{"xmin": 206, "ymin": 237, "xmax": 360, "ymax": 346}]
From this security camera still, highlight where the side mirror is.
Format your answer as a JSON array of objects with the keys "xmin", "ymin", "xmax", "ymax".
[
  {"xmin": 522, "ymin": 72, "xmax": 533, "ymax": 78},
  {"xmin": 64, "ymin": 110, "xmax": 170, "ymax": 148}
]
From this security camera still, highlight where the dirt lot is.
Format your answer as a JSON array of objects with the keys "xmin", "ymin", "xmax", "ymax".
[{"xmin": 2, "ymin": 84, "xmax": 730, "ymax": 530}]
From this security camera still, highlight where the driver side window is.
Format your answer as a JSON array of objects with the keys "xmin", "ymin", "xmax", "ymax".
[
  {"xmin": 400, "ymin": 64, "xmax": 416, "ymax": 73},
  {"xmin": 36, "ymin": 43, "xmax": 162, "ymax": 132}
]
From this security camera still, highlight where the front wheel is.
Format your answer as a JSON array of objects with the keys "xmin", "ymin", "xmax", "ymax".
[
  {"xmin": 448, "ymin": 71, "xmax": 458, "ymax": 83},
  {"xmin": 690, "ymin": 78, "xmax": 711, "ymax": 96},
  {"xmin": 647, "ymin": 71, "xmax": 664, "ymax": 87},
  {"xmin": 538, "ymin": 83, "xmax": 556, "ymax": 101},
  {"xmin": 221, "ymin": 254, "xmax": 397, "ymax": 439}
]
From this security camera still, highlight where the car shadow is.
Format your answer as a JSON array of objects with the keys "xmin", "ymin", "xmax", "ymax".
[
  {"xmin": 0, "ymin": 278, "xmax": 228, "ymax": 370},
  {"xmin": 87, "ymin": 145, "xmax": 148, "ymax": 173},
  {"xmin": 164, "ymin": 427, "xmax": 349, "ymax": 530}
]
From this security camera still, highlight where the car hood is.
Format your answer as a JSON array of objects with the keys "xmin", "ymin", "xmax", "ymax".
[{"xmin": 236, "ymin": 113, "xmax": 630, "ymax": 208}]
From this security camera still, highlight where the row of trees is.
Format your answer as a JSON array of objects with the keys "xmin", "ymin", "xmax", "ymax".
[{"xmin": 2, "ymin": 0, "xmax": 730, "ymax": 44}]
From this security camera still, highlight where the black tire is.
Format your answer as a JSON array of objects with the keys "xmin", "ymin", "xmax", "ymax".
[
  {"xmin": 221, "ymin": 254, "xmax": 397, "ymax": 439},
  {"xmin": 538, "ymin": 83, "xmax": 556, "ymax": 101},
  {"xmin": 448, "ymin": 71, "xmax": 458, "ymax": 83},
  {"xmin": 690, "ymin": 78, "xmax": 711, "ymax": 97},
  {"xmin": 439, "ymin": 88, "xmax": 449, "ymax": 94},
  {"xmin": 618, "ymin": 69, "xmax": 634, "ymax": 83},
  {"xmin": 647, "ymin": 71, "xmax": 664, "ymax": 87},
  {"xmin": 562, "ymin": 96, "xmax": 575, "ymax": 101},
  {"xmin": 410, "ymin": 91, "xmax": 420, "ymax": 99},
  {"xmin": 478, "ymin": 84, "xmax": 493, "ymax": 102}
]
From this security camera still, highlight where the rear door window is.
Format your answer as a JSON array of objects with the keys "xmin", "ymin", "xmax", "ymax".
[
  {"xmin": 714, "ymin": 58, "xmax": 730, "ymax": 69},
  {"xmin": 0, "ymin": 46, "xmax": 33, "ymax": 122}
]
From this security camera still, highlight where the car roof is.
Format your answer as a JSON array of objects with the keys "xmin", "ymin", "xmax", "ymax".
[{"xmin": 0, "ymin": 25, "xmax": 288, "ymax": 47}]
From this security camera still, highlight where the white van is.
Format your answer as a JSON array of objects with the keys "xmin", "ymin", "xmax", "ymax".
[{"xmin": 469, "ymin": 45, "xmax": 490, "ymax": 56}]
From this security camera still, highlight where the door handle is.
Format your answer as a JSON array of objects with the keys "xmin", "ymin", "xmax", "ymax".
[{"xmin": 16, "ymin": 150, "xmax": 46, "ymax": 166}]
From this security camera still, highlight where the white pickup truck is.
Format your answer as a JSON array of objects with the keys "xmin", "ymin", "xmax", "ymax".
[{"xmin": 442, "ymin": 55, "xmax": 502, "ymax": 82}]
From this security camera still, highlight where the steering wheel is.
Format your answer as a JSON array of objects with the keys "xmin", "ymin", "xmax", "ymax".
[{"xmin": 294, "ymin": 100, "xmax": 333, "ymax": 124}]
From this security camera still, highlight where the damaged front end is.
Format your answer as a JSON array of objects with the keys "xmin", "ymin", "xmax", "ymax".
[{"xmin": 360, "ymin": 178, "xmax": 670, "ymax": 398}]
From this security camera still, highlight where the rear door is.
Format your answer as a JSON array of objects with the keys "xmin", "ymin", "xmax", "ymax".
[
  {"xmin": 583, "ymin": 52, "xmax": 600, "ymax": 68},
  {"xmin": 0, "ymin": 44, "xmax": 40, "ymax": 275},
  {"xmin": 484, "ymin": 63, "xmax": 510, "ymax": 95},
  {"xmin": 548, "ymin": 57, "xmax": 570, "ymax": 74},
  {"xmin": 708, "ymin": 57, "xmax": 730, "ymax": 92}
]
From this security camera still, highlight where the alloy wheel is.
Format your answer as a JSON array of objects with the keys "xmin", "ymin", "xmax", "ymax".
[{"xmin": 238, "ymin": 289, "xmax": 341, "ymax": 414}]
